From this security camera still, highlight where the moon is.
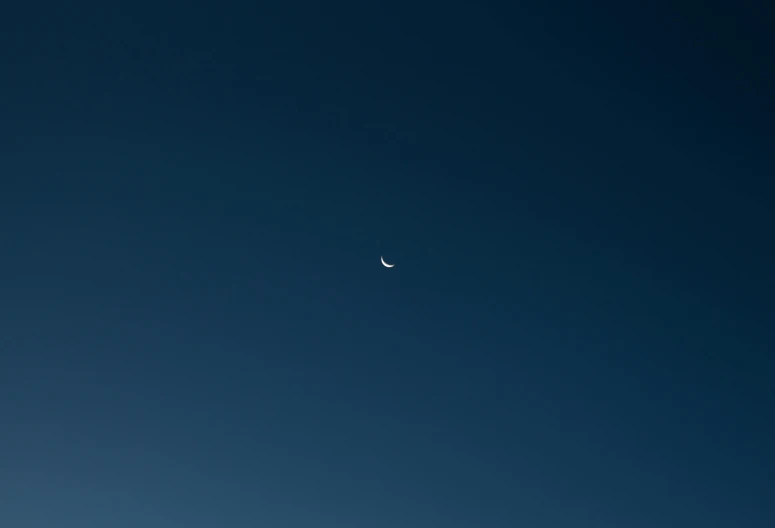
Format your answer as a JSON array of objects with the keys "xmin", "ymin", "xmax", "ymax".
[{"xmin": 381, "ymin": 256, "xmax": 395, "ymax": 268}]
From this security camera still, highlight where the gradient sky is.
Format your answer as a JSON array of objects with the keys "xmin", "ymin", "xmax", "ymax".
[{"xmin": 1, "ymin": 2, "xmax": 774, "ymax": 527}]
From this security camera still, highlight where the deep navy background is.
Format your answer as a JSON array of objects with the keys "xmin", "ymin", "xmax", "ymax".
[{"xmin": 1, "ymin": 2, "xmax": 773, "ymax": 526}]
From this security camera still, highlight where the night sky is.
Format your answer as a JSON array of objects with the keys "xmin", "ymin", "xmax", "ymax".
[{"xmin": 2, "ymin": 2, "xmax": 774, "ymax": 527}]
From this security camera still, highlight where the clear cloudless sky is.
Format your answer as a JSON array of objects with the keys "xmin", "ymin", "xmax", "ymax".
[{"xmin": 1, "ymin": 1, "xmax": 773, "ymax": 527}]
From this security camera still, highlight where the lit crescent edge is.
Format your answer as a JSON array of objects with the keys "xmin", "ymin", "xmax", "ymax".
[{"xmin": 381, "ymin": 256, "xmax": 395, "ymax": 268}]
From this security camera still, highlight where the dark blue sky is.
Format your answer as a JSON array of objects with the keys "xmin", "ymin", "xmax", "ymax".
[{"xmin": 2, "ymin": 2, "xmax": 773, "ymax": 527}]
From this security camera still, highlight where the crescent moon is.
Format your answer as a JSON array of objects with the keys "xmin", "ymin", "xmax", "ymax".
[{"xmin": 381, "ymin": 256, "xmax": 395, "ymax": 268}]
